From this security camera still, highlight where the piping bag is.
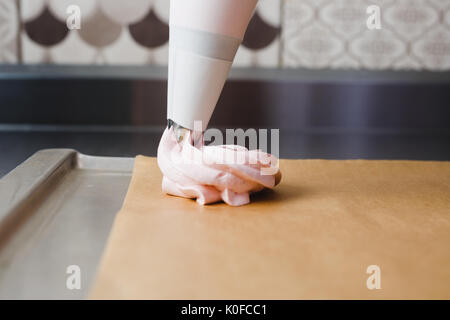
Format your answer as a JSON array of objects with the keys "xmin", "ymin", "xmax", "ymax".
[
  {"xmin": 158, "ymin": 0, "xmax": 281, "ymax": 206},
  {"xmin": 167, "ymin": 0, "xmax": 258, "ymax": 135}
]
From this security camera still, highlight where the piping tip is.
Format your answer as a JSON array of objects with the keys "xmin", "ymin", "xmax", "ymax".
[{"xmin": 168, "ymin": 119, "xmax": 203, "ymax": 146}]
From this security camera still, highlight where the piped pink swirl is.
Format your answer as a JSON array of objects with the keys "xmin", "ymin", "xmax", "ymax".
[{"xmin": 157, "ymin": 128, "xmax": 281, "ymax": 206}]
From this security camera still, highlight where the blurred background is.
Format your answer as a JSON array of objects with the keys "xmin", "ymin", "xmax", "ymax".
[{"xmin": 1, "ymin": 0, "xmax": 449, "ymax": 176}]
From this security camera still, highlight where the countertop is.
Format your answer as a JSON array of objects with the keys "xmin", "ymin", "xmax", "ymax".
[{"xmin": 1, "ymin": 125, "xmax": 449, "ymax": 178}]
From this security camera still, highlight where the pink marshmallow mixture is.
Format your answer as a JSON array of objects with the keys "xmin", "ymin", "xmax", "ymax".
[{"xmin": 157, "ymin": 128, "xmax": 282, "ymax": 206}]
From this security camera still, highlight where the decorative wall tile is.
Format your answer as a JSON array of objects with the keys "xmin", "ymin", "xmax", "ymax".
[
  {"xmin": 351, "ymin": 28, "xmax": 407, "ymax": 69},
  {"xmin": 20, "ymin": 0, "xmax": 170, "ymax": 65},
  {"xmin": 284, "ymin": 24, "xmax": 344, "ymax": 68},
  {"xmin": 20, "ymin": 0, "xmax": 281, "ymax": 67},
  {"xmin": 50, "ymin": 31, "xmax": 98, "ymax": 64},
  {"xmin": 21, "ymin": 0, "xmax": 45, "ymax": 21},
  {"xmin": 384, "ymin": 0, "xmax": 439, "ymax": 40},
  {"xmin": 15, "ymin": 0, "xmax": 450, "ymax": 70},
  {"xmin": 98, "ymin": 0, "xmax": 152, "ymax": 26},
  {"xmin": 234, "ymin": 0, "xmax": 282, "ymax": 67},
  {"xmin": 319, "ymin": 0, "xmax": 368, "ymax": 40},
  {"xmin": 413, "ymin": 25, "xmax": 450, "ymax": 70},
  {"xmin": 0, "ymin": 0, "xmax": 19, "ymax": 63},
  {"xmin": 47, "ymin": 0, "xmax": 97, "ymax": 22},
  {"xmin": 282, "ymin": 0, "xmax": 450, "ymax": 70}
]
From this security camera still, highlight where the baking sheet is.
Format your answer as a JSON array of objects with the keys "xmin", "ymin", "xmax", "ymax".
[
  {"xmin": 0, "ymin": 149, "xmax": 134, "ymax": 299},
  {"xmin": 91, "ymin": 156, "xmax": 450, "ymax": 299}
]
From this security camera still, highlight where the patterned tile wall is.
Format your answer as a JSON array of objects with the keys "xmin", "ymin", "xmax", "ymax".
[
  {"xmin": 19, "ymin": 0, "xmax": 281, "ymax": 67},
  {"xmin": 0, "ymin": 0, "xmax": 449, "ymax": 70},
  {"xmin": 282, "ymin": 0, "xmax": 450, "ymax": 70},
  {"xmin": 21, "ymin": 0, "xmax": 170, "ymax": 65}
]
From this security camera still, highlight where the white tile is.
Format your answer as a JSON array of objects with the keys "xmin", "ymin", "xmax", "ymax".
[{"xmin": 0, "ymin": 0, "xmax": 19, "ymax": 63}]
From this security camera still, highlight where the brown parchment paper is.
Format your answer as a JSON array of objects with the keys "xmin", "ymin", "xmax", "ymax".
[{"xmin": 90, "ymin": 156, "xmax": 450, "ymax": 299}]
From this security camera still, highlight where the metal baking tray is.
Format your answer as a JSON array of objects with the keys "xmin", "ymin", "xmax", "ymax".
[{"xmin": 0, "ymin": 149, "xmax": 134, "ymax": 299}]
